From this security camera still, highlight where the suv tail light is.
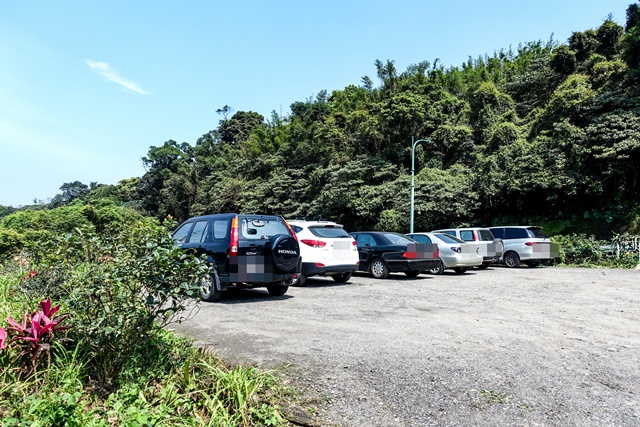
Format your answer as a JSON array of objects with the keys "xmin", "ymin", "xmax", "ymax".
[
  {"xmin": 285, "ymin": 220, "xmax": 299, "ymax": 243},
  {"xmin": 301, "ymin": 239, "xmax": 327, "ymax": 248},
  {"xmin": 352, "ymin": 240, "xmax": 357, "ymax": 246},
  {"xmin": 525, "ymin": 242, "xmax": 535, "ymax": 247},
  {"xmin": 229, "ymin": 216, "xmax": 239, "ymax": 256}
]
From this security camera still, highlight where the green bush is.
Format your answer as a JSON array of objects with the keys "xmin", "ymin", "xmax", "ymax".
[
  {"xmin": 551, "ymin": 234, "xmax": 606, "ymax": 266},
  {"xmin": 18, "ymin": 218, "xmax": 209, "ymax": 385},
  {"xmin": 0, "ymin": 230, "xmax": 24, "ymax": 260},
  {"xmin": 551, "ymin": 233, "xmax": 639, "ymax": 268},
  {"xmin": 1, "ymin": 219, "xmax": 290, "ymax": 426}
]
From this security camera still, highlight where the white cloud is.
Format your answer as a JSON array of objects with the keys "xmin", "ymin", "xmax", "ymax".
[{"xmin": 85, "ymin": 60, "xmax": 149, "ymax": 94}]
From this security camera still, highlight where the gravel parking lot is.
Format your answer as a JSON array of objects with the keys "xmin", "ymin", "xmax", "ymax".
[{"xmin": 169, "ymin": 266, "xmax": 640, "ymax": 427}]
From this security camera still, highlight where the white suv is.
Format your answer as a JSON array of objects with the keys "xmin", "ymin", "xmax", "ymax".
[
  {"xmin": 489, "ymin": 226, "xmax": 559, "ymax": 268},
  {"xmin": 287, "ymin": 220, "xmax": 359, "ymax": 285}
]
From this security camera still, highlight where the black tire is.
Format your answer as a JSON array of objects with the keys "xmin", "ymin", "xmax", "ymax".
[
  {"xmin": 453, "ymin": 267, "xmax": 468, "ymax": 274},
  {"xmin": 332, "ymin": 272, "xmax": 352, "ymax": 283},
  {"xmin": 267, "ymin": 284, "xmax": 289, "ymax": 296},
  {"xmin": 503, "ymin": 252, "xmax": 521, "ymax": 268},
  {"xmin": 405, "ymin": 270, "xmax": 421, "ymax": 278},
  {"xmin": 524, "ymin": 261, "xmax": 540, "ymax": 268},
  {"xmin": 200, "ymin": 272, "xmax": 223, "ymax": 302},
  {"xmin": 477, "ymin": 263, "xmax": 490, "ymax": 270},
  {"xmin": 370, "ymin": 259, "xmax": 390, "ymax": 279},
  {"xmin": 270, "ymin": 235, "xmax": 300, "ymax": 272},
  {"xmin": 428, "ymin": 260, "xmax": 445, "ymax": 275},
  {"xmin": 293, "ymin": 273, "xmax": 306, "ymax": 286}
]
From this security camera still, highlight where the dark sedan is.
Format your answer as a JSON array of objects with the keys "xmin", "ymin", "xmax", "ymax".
[{"xmin": 349, "ymin": 232, "xmax": 440, "ymax": 278}]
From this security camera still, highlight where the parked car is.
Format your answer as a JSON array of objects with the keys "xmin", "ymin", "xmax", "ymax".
[
  {"xmin": 173, "ymin": 213, "xmax": 301, "ymax": 301},
  {"xmin": 488, "ymin": 226, "xmax": 559, "ymax": 268},
  {"xmin": 287, "ymin": 220, "xmax": 359, "ymax": 285},
  {"xmin": 431, "ymin": 227, "xmax": 503, "ymax": 269},
  {"xmin": 349, "ymin": 231, "xmax": 440, "ymax": 279},
  {"xmin": 407, "ymin": 232, "xmax": 483, "ymax": 274}
]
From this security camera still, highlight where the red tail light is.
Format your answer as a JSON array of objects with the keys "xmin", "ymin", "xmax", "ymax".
[
  {"xmin": 352, "ymin": 240, "xmax": 357, "ymax": 246},
  {"xmin": 525, "ymin": 242, "xmax": 535, "ymax": 247},
  {"xmin": 284, "ymin": 220, "xmax": 299, "ymax": 243},
  {"xmin": 229, "ymin": 216, "xmax": 239, "ymax": 256},
  {"xmin": 314, "ymin": 262, "xmax": 326, "ymax": 267},
  {"xmin": 402, "ymin": 251, "xmax": 415, "ymax": 259},
  {"xmin": 301, "ymin": 239, "xmax": 327, "ymax": 248}
]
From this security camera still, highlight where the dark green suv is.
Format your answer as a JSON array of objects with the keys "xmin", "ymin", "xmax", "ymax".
[{"xmin": 173, "ymin": 213, "xmax": 301, "ymax": 301}]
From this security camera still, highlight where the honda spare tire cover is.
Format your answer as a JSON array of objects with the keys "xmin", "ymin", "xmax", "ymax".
[{"xmin": 270, "ymin": 234, "xmax": 299, "ymax": 272}]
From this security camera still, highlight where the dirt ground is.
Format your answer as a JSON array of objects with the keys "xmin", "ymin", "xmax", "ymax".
[{"xmin": 168, "ymin": 266, "xmax": 640, "ymax": 427}]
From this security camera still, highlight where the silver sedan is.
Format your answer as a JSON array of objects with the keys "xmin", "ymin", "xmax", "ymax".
[{"xmin": 406, "ymin": 232, "xmax": 483, "ymax": 274}]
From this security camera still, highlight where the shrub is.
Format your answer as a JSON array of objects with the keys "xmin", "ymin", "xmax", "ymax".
[{"xmin": 551, "ymin": 234, "xmax": 606, "ymax": 266}]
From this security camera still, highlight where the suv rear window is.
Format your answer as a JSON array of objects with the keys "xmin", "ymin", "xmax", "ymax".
[
  {"xmin": 527, "ymin": 227, "xmax": 549, "ymax": 238},
  {"xmin": 240, "ymin": 217, "xmax": 290, "ymax": 240},
  {"xmin": 309, "ymin": 226, "xmax": 350, "ymax": 238}
]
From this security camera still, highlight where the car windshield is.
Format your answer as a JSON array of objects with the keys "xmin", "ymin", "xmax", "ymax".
[
  {"xmin": 309, "ymin": 226, "xmax": 350, "ymax": 238},
  {"xmin": 435, "ymin": 233, "xmax": 465, "ymax": 244},
  {"xmin": 381, "ymin": 233, "xmax": 415, "ymax": 245},
  {"xmin": 527, "ymin": 227, "xmax": 549, "ymax": 238}
]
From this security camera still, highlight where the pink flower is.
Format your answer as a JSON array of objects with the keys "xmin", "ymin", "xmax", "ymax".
[{"xmin": 0, "ymin": 328, "xmax": 7, "ymax": 350}]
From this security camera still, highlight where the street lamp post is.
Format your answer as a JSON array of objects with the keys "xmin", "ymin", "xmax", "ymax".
[{"xmin": 410, "ymin": 137, "xmax": 431, "ymax": 233}]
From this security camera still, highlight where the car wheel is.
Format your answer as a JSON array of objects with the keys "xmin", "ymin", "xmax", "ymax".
[
  {"xmin": 477, "ymin": 263, "xmax": 490, "ymax": 270},
  {"xmin": 200, "ymin": 272, "xmax": 223, "ymax": 302},
  {"xmin": 404, "ymin": 270, "xmax": 421, "ymax": 277},
  {"xmin": 370, "ymin": 259, "xmax": 390, "ymax": 279},
  {"xmin": 267, "ymin": 284, "xmax": 289, "ymax": 296},
  {"xmin": 503, "ymin": 252, "xmax": 521, "ymax": 268},
  {"xmin": 453, "ymin": 267, "xmax": 468, "ymax": 274},
  {"xmin": 332, "ymin": 272, "xmax": 352, "ymax": 283},
  {"xmin": 524, "ymin": 261, "xmax": 540, "ymax": 268},
  {"xmin": 293, "ymin": 273, "xmax": 306, "ymax": 286},
  {"xmin": 428, "ymin": 260, "xmax": 444, "ymax": 275}
]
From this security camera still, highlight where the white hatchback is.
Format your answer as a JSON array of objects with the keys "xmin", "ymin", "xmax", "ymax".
[{"xmin": 287, "ymin": 220, "xmax": 359, "ymax": 285}]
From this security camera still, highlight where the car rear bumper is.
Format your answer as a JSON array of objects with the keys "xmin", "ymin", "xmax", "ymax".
[
  {"xmin": 303, "ymin": 262, "xmax": 359, "ymax": 276},
  {"xmin": 220, "ymin": 271, "xmax": 299, "ymax": 285},
  {"xmin": 441, "ymin": 256, "xmax": 483, "ymax": 268},
  {"xmin": 386, "ymin": 259, "xmax": 440, "ymax": 272}
]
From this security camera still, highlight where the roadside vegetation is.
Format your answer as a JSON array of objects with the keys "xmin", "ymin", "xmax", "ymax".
[{"xmin": 0, "ymin": 215, "xmax": 290, "ymax": 426}]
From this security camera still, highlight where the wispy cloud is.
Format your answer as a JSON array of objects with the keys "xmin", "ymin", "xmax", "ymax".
[{"xmin": 85, "ymin": 60, "xmax": 148, "ymax": 94}]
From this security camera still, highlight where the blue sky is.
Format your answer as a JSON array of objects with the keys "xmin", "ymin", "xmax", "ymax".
[{"xmin": 0, "ymin": 0, "xmax": 634, "ymax": 207}]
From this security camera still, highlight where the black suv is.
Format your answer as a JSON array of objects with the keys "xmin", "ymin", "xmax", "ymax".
[{"xmin": 173, "ymin": 213, "xmax": 301, "ymax": 301}]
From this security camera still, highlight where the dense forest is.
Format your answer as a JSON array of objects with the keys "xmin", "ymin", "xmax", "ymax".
[{"xmin": 2, "ymin": 3, "xmax": 640, "ymax": 238}]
